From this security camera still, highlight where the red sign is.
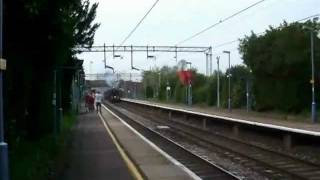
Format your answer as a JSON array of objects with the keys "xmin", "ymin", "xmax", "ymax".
[{"xmin": 177, "ymin": 70, "xmax": 192, "ymax": 86}]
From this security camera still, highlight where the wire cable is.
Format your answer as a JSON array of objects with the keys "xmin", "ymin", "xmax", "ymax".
[
  {"xmin": 119, "ymin": 0, "xmax": 160, "ymax": 46},
  {"xmin": 177, "ymin": 0, "xmax": 267, "ymax": 45},
  {"xmin": 213, "ymin": 13, "xmax": 320, "ymax": 49},
  {"xmin": 214, "ymin": 40, "xmax": 239, "ymax": 48}
]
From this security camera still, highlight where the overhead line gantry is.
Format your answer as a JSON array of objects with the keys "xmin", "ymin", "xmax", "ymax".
[{"xmin": 76, "ymin": 45, "xmax": 213, "ymax": 76}]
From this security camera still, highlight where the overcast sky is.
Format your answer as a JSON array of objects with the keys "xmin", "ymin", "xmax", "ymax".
[{"xmin": 78, "ymin": 0, "xmax": 320, "ymax": 79}]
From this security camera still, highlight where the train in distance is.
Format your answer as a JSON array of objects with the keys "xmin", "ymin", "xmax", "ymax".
[{"xmin": 104, "ymin": 87, "xmax": 123, "ymax": 103}]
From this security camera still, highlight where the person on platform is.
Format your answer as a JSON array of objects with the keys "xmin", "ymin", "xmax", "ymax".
[
  {"xmin": 84, "ymin": 92, "xmax": 91, "ymax": 112},
  {"xmin": 87, "ymin": 91, "xmax": 95, "ymax": 112},
  {"xmin": 95, "ymin": 91, "xmax": 103, "ymax": 113}
]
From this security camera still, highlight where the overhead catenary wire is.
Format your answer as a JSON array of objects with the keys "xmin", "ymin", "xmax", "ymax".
[
  {"xmin": 176, "ymin": 0, "xmax": 267, "ymax": 45},
  {"xmin": 211, "ymin": 13, "xmax": 320, "ymax": 63},
  {"xmin": 119, "ymin": 0, "xmax": 160, "ymax": 46},
  {"xmin": 213, "ymin": 13, "xmax": 320, "ymax": 49}
]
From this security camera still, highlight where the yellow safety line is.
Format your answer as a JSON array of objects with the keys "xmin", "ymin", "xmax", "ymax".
[{"xmin": 98, "ymin": 112, "xmax": 144, "ymax": 180}]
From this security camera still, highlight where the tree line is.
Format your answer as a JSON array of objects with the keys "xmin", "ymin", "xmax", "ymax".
[
  {"xmin": 4, "ymin": 0, "xmax": 99, "ymax": 140},
  {"xmin": 142, "ymin": 20, "xmax": 320, "ymax": 113}
]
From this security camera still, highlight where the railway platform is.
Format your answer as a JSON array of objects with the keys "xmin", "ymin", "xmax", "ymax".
[
  {"xmin": 100, "ymin": 105, "xmax": 197, "ymax": 180},
  {"xmin": 59, "ymin": 112, "xmax": 133, "ymax": 180},
  {"xmin": 59, "ymin": 104, "xmax": 196, "ymax": 180},
  {"xmin": 121, "ymin": 98, "xmax": 320, "ymax": 150},
  {"xmin": 123, "ymin": 98, "xmax": 320, "ymax": 132}
]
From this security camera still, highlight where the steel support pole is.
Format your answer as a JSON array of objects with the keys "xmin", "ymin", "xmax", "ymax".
[
  {"xmin": 104, "ymin": 43, "xmax": 106, "ymax": 68},
  {"xmin": 311, "ymin": 31, "xmax": 317, "ymax": 123},
  {"xmin": 53, "ymin": 70, "xmax": 57, "ymax": 136},
  {"xmin": 57, "ymin": 70, "xmax": 62, "ymax": 133},
  {"xmin": 217, "ymin": 56, "xmax": 220, "ymax": 108},
  {"xmin": 228, "ymin": 53, "xmax": 231, "ymax": 112},
  {"xmin": 205, "ymin": 54, "xmax": 208, "ymax": 76},
  {"xmin": 158, "ymin": 72, "xmax": 161, "ymax": 99},
  {"xmin": 209, "ymin": 47, "xmax": 213, "ymax": 76},
  {"xmin": 185, "ymin": 86, "xmax": 188, "ymax": 105},
  {"xmin": 0, "ymin": 0, "xmax": 9, "ymax": 178},
  {"xmin": 209, "ymin": 54, "xmax": 212, "ymax": 76},
  {"xmin": 246, "ymin": 78, "xmax": 249, "ymax": 112},
  {"xmin": 112, "ymin": 44, "xmax": 115, "ymax": 58},
  {"xmin": 131, "ymin": 45, "xmax": 133, "ymax": 68},
  {"xmin": 175, "ymin": 46, "xmax": 178, "ymax": 62},
  {"xmin": 134, "ymin": 83, "xmax": 137, "ymax": 99},
  {"xmin": 166, "ymin": 81, "xmax": 170, "ymax": 102},
  {"xmin": 77, "ymin": 71, "xmax": 80, "ymax": 113},
  {"xmin": 188, "ymin": 83, "xmax": 192, "ymax": 106},
  {"xmin": 166, "ymin": 88, "xmax": 168, "ymax": 101}
]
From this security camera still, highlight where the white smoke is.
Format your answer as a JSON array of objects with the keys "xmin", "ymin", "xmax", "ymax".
[{"xmin": 104, "ymin": 72, "xmax": 120, "ymax": 88}]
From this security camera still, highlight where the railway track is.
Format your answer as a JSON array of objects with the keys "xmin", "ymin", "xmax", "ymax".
[
  {"xmin": 103, "ymin": 102, "xmax": 240, "ymax": 180},
  {"xmin": 117, "ymin": 101, "xmax": 320, "ymax": 180}
]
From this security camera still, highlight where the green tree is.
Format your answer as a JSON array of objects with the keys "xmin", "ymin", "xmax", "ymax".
[
  {"xmin": 239, "ymin": 20, "xmax": 320, "ymax": 112},
  {"xmin": 4, "ymin": 0, "xmax": 99, "ymax": 140}
]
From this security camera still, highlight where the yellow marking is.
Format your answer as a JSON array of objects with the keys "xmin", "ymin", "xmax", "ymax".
[{"xmin": 98, "ymin": 112, "xmax": 144, "ymax": 180}]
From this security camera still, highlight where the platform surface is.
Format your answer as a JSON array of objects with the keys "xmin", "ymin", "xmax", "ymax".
[
  {"xmin": 123, "ymin": 98, "xmax": 320, "ymax": 134},
  {"xmin": 101, "ymin": 106, "xmax": 196, "ymax": 180},
  {"xmin": 60, "ymin": 106, "xmax": 196, "ymax": 180},
  {"xmin": 60, "ymin": 112, "xmax": 133, "ymax": 180}
]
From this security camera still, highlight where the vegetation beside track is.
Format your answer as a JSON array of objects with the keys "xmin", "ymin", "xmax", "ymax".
[
  {"xmin": 4, "ymin": 0, "xmax": 99, "ymax": 178},
  {"xmin": 9, "ymin": 112, "xmax": 76, "ymax": 180},
  {"xmin": 142, "ymin": 20, "xmax": 320, "ymax": 116}
]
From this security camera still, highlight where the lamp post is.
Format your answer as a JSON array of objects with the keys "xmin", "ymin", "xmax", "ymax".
[
  {"xmin": 158, "ymin": 72, "xmax": 161, "ymax": 99},
  {"xmin": 216, "ymin": 56, "xmax": 220, "ymax": 108},
  {"xmin": 185, "ymin": 61, "xmax": 192, "ymax": 106},
  {"xmin": 0, "ymin": 0, "xmax": 9, "ymax": 178},
  {"xmin": 223, "ymin": 51, "xmax": 231, "ymax": 112},
  {"xmin": 89, "ymin": 61, "xmax": 93, "ymax": 78},
  {"xmin": 166, "ymin": 80, "xmax": 170, "ymax": 102},
  {"xmin": 134, "ymin": 80, "xmax": 137, "ymax": 99},
  {"xmin": 303, "ymin": 22, "xmax": 320, "ymax": 123},
  {"xmin": 246, "ymin": 69, "xmax": 252, "ymax": 112}
]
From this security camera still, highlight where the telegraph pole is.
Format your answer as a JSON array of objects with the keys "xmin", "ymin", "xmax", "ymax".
[{"xmin": 0, "ymin": 0, "xmax": 9, "ymax": 178}]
